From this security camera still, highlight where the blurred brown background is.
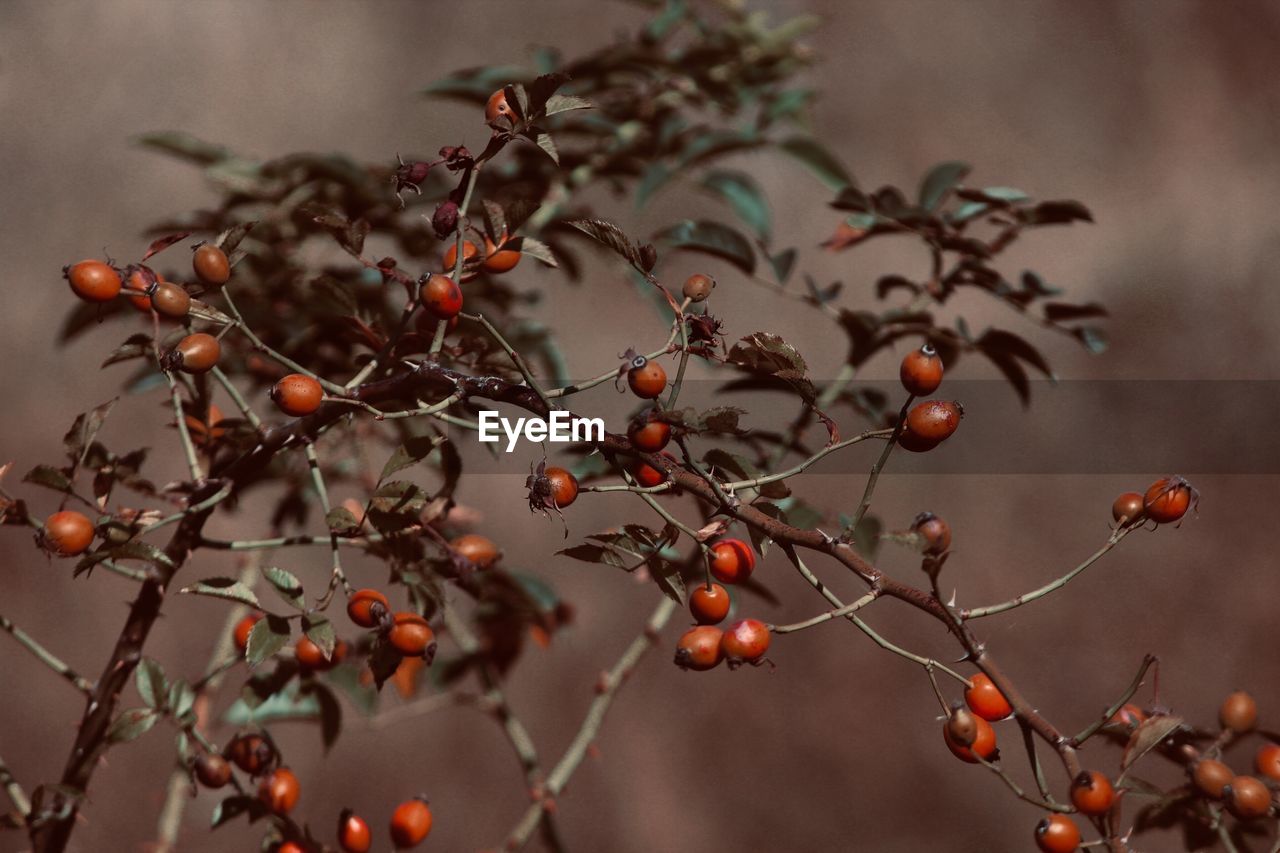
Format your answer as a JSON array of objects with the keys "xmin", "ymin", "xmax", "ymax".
[{"xmin": 3, "ymin": 1, "xmax": 1280, "ymax": 851}]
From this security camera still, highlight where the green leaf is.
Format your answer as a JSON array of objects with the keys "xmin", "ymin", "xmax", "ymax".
[
  {"xmin": 63, "ymin": 398, "xmax": 118, "ymax": 468},
  {"xmin": 135, "ymin": 658, "xmax": 167, "ymax": 710},
  {"xmin": 530, "ymin": 130, "xmax": 559, "ymax": 164},
  {"xmin": 246, "ymin": 615, "xmax": 290, "ymax": 666},
  {"xmin": 168, "ymin": 679, "xmax": 197, "ymax": 724},
  {"xmin": 567, "ymin": 218, "xmax": 642, "ymax": 267},
  {"xmin": 701, "ymin": 170, "xmax": 771, "ymax": 239},
  {"xmin": 779, "ymin": 136, "xmax": 853, "ymax": 190},
  {"xmin": 261, "ymin": 566, "xmax": 305, "ymax": 610},
  {"xmin": 380, "ymin": 434, "xmax": 442, "ymax": 483},
  {"xmin": 543, "ymin": 93, "xmax": 592, "ymax": 116},
  {"xmin": 107, "ymin": 708, "xmax": 158, "ymax": 744},
  {"xmin": 918, "ymin": 161, "xmax": 971, "ymax": 211},
  {"xmin": 655, "ymin": 219, "xmax": 755, "ymax": 274},
  {"xmin": 22, "ymin": 464, "xmax": 74, "ymax": 495},
  {"xmin": 302, "ymin": 615, "xmax": 336, "ymax": 659},
  {"xmin": 210, "ymin": 794, "xmax": 266, "ymax": 829},
  {"xmin": 180, "ymin": 577, "xmax": 261, "ymax": 608},
  {"xmin": 649, "ymin": 559, "xmax": 686, "ymax": 605},
  {"xmin": 223, "ymin": 686, "xmax": 321, "ymax": 726},
  {"xmin": 767, "ymin": 248, "xmax": 797, "ymax": 285}
]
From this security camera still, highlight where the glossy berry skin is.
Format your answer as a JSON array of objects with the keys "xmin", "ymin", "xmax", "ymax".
[
  {"xmin": 1193, "ymin": 759, "xmax": 1233, "ymax": 799},
  {"xmin": 150, "ymin": 281, "xmax": 192, "ymax": 319},
  {"xmin": 1144, "ymin": 476, "xmax": 1193, "ymax": 524},
  {"xmin": 943, "ymin": 714, "xmax": 996, "ymax": 763},
  {"xmin": 720, "ymin": 618, "xmax": 770, "ymax": 664},
  {"xmin": 628, "ymin": 420, "xmax": 671, "ymax": 453},
  {"xmin": 172, "ymin": 333, "xmax": 220, "ymax": 374},
  {"xmin": 904, "ymin": 400, "xmax": 963, "ymax": 443},
  {"xmin": 543, "ymin": 466, "xmax": 579, "ymax": 508},
  {"xmin": 674, "ymin": 626, "xmax": 723, "ymax": 671},
  {"xmin": 627, "ymin": 359, "xmax": 667, "ymax": 399},
  {"xmin": 485, "ymin": 88, "xmax": 514, "ymax": 126},
  {"xmin": 1111, "ymin": 491, "xmax": 1144, "ymax": 524},
  {"xmin": 390, "ymin": 797, "xmax": 434, "ymax": 848},
  {"xmin": 193, "ymin": 243, "xmax": 231, "ymax": 285},
  {"xmin": 339, "ymin": 810, "xmax": 372, "ymax": 853},
  {"xmin": 689, "ymin": 583, "xmax": 731, "ymax": 625},
  {"xmin": 708, "ymin": 539, "xmax": 755, "ymax": 585},
  {"xmin": 899, "ymin": 343, "xmax": 943, "ymax": 396},
  {"xmin": 1226, "ymin": 775, "xmax": 1272, "ymax": 820},
  {"xmin": 258, "ymin": 767, "xmax": 300, "ymax": 815},
  {"xmin": 1034, "ymin": 814, "xmax": 1081, "ymax": 853},
  {"xmin": 271, "ymin": 374, "xmax": 324, "ymax": 417},
  {"xmin": 1070, "ymin": 770, "xmax": 1115, "ymax": 816},
  {"xmin": 1255, "ymin": 743, "xmax": 1280, "ymax": 781},
  {"xmin": 450, "ymin": 534, "xmax": 500, "ymax": 568},
  {"xmin": 278, "ymin": 844, "xmax": 305, "ymax": 853},
  {"xmin": 482, "ymin": 233, "xmax": 521, "ymax": 273},
  {"xmin": 347, "ymin": 588, "xmax": 390, "ymax": 628},
  {"xmin": 631, "ymin": 461, "xmax": 666, "ymax": 488},
  {"xmin": 946, "ymin": 705, "xmax": 979, "ymax": 747},
  {"xmin": 225, "ymin": 733, "xmax": 274, "ymax": 776},
  {"xmin": 1220, "ymin": 690, "xmax": 1258, "ymax": 733},
  {"xmin": 193, "ymin": 752, "xmax": 231, "ymax": 789},
  {"xmin": 964, "ymin": 673, "xmax": 1012, "ymax": 721},
  {"xmin": 388, "ymin": 612, "xmax": 435, "ymax": 657},
  {"xmin": 442, "ymin": 240, "xmax": 479, "ymax": 272},
  {"xmin": 43, "ymin": 510, "xmax": 95, "ymax": 557},
  {"xmin": 420, "ymin": 273, "xmax": 463, "ymax": 320},
  {"xmin": 296, "ymin": 636, "xmax": 344, "ymax": 672},
  {"xmin": 124, "ymin": 268, "xmax": 158, "ymax": 312},
  {"xmin": 912, "ymin": 512, "xmax": 951, "ymax": 556},
  {"xmin": 65, "ymin": 260, "xmax": 121, "ymax": 302},
  {"xmin": 896, "ymin": 428, "xmax": 939, "ymax": 453},
  {"xmin": 682, "ymin": 273, "xmax": 715, "ymax": 302},
  {"xmin": 233, "ymin": 613, "xmax": 262, "ymax": 653}
]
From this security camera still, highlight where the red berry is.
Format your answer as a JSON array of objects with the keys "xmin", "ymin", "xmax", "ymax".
[
  {"xmin": 543, "ymin": 466, "xmax": 579, "ymax": 508},
  {"xmin": 271, "ymin": 373, "xmax": 324, "ymax": 417},
  {"xmin": 904, "ymin": 400, "xmax": 963, "ymax": 443},
  {"xmin": 193, "ymin": 243, "xmax": 231, "ymax": 286},
  {"xmin": 964, "ymin": 673, "xmax": 1012, "ymax": 722},
  {"xmin": 388, "ymin": 612, "xmax": 435, "ymax": 657},
  {"xmin": 674, "ymin": 626, "xmax": 723, "ymax": 671},
  {"xmin": 420, "ymin": 273, "xmax": 463, "ymax": 320},
  {"xmin": 65, "ymin": 260, "xmax": 121, "ymax": 302},
  {"xmin": 442, "ymin": 240, "xmax": 479, "ymax": 272},
  {"xmin": 170, "ymin": 332, "xmax": 221, "ymax": 374},
  {"xmin": 1111, "ymin": 491, "xmax": 1144, "ymax": 524},
  {"xmin": 1225, "ymin": 775, "xmax": 1272, "ymax": 820},
  {"xmin": 912, "ymin": 512, "xmax": 951, "ymax": 555},
  {"xmin": 193, "ymin": 752, "xmax": 231, "ymax": 789},
  {"xmin": 1069, "ymin": 770, "xmax": 1115, "ymax": 816},
  {"xmin": 689, "ymin": 583, "xmax": 731, "ymax": 625},
  {"xmin": 258, "ymin": 767, "xmax": 300, "ymax": 815},
  {"xmin": 390, "ymin": 797, "xmax": 433, "ymax": 848},
  {"xmin": 720, "ymin": 618, "xmax": 770, "ymax": 665},
  {"xmin": 225, "ymin": 733, "xmax": 274, "ymax": 775},
  {"xmin": 296, "ymin": 636, "xmax": 344, "ymax": 673},
  {"xmin": 1193, "ymin": 759, "xmax": 1233, "ymax": 799},
  {"xmin": 1220, "ymin": 690, "xmax": 1258, "ymax": 733},
  {"xmin": 631, "ymin": 461, "xmax": 666, "ymax": 488},
  {"xmin": 1108, "ymin": 703, "xmax": 1145, "ymax": 728},
  {"xmin": 682, "ymin": 273, "xmax": 715, "ymax": 302},
  {"xmin": 347, "ymin": 589, "xmax": 390, "ymax": 628},
  {"xmin": 1255, "ymin": 743, "xmax": 1280, "ymax": 781},
  {"xmin": 485, "ymin": 88, "xmax": 514, "ymax": 127},
  {"xmin": 481, "ymin": 233, "xmax": 521, "ymax": 274},
  {"xmin": 150, "ymin": 281, "xmax": 191, "ymax": 318},
  {"xmin": 42, "ymin": 510, "xmax": 95, "ymax": 557},
  {"xmin": 450, "ymin": 534, "xmax": 500, "ymax": 568},
  {"xmin": 233, "ymin": 613, "xmax": 262, "ymax": 653},
  {"xmin": 627, "ymin": 358, "xmax": 667, "ymax": 399},
  {"xmin": 338, "ymin": 809, "xmax": 372, "ymax": 853},
  {"xmin": 708, "ymin": 539, "xmax": 755, "ymax": 585},
  {"xmin": 900, "ymin": 343, "xmax": 943, "ymax": 396},
  {"xmin": 1144, "ymin": 476, "xmax": 1194, "ymax": 524},
  {"xmin": 1034, "ymin": 814, "xmax": 1080, "ymax": 853},
  {"xmin": 628, "ymin": 419, "xmax": 671, "ymax": 453},
  {"xmin": 943, "ymin": 714, "xmax": 997, "ymax": 763}
]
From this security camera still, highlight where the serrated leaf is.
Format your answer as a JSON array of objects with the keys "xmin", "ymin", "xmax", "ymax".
[
  {"xmin": 326, "ymin": 506, "xmax": 361, "ymax": 535},
  {"xmin": 302, "ymin": 615, "xmax": 336, "ymax": 658},
  {"xmin": 514, "ymin": 236, "xmax": 557, "ymax": 267},
  {"xmin": 142, "ymin": 232, "xmax": 191, "ymax": 261},
  {"xmin": 567, "ymin": 218, "xmax": 641, "ymax": 266},
  {"xmin": 180, "ymin": 577, "xmax": 261, "ymax": 608},
  {"xmin": 649, "ymin": 559, "xmax": 686, "ymax": 604},
  {"xmin": 23, "ymin": 464, "xmax": 74, "ymax": 494},
  {"xmin": 64, "ymin": 399, "xmax": 118, "ymax": 467},
  {"xmin": 107, "ymin": 707, "xmax": 158, "ymax": 744},
  {"xmin": 135, "ymin": 658, "xmax": 166, "ymax": 710},
  {"xmin": 101, "ymin": 334, "xmax": 155, "ymax": 368},
  {"xmin": 530, "ymin": 130, "xmax": 559, "ymax": 164},
  {"xmin": 918, "ymin": 161, "xmax": 971, "ymax": 210},
  {"xmin": 544, "ymin": 93, "xmax": 592, "ymax": 115},
  {"xmin": 726, "ymin": 332, "xmax": 814, "ymax": 402},
  {"xmin": 481, "ymin": 199, "xmax": 506, "ymax": 241},
  {"xmin": 261, "ymin": 566, "xmax": 304, "ymax": 610},
  {"xmin": 701, "ymin": 170, "xmax": 771, "ymax": 239},
  {"xmin": 779, "ymin": 136, "xmax": 853, "ymax": 190},
  {"xmin": 655, "ymin": 219, "xmax": 755, "ymax": 274},
  {"xmin": 168, "ymin": 679, "xmax": 196, "ymax": 723},
  {"xmin": 246, "ymin": 615, "xmax": 289, "ymax": 666}
]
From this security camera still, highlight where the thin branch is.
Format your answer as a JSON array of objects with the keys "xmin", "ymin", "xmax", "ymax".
[
  {"xmin": 0, "ymin": 752, "xmax": 30, "ymax": 817},
  {"xmin": 962, "ymin": 527, "xmax": 1134, "ymax": 619},
  {"xmin": 974, "ymin": 754, "xmax": 1071, "ymax": 812},
  {"xmin": 304, "ymin": 442, "xmax": 349, "ymax": 609},
  {"xmin": 1070, "ymin": 655, "xmax": 1158, "ymax": 746},
  {"xmin": 721, "ymin": 428, "xmax": 892, "ymax": 493},
  {"xmin": 501, "ymin": 596, "xmax": 677, "ymax": 851},
  {"xmin": 465, "ymin": 313, "xmax": 555, "ymax": 412},
  {"xmin": 163, "ymin": 370, "xmax": 204, "ymax": 482},
  {"xmin": 209, "ymin": 365, "xmax": 264, "ymax": 433},
  {"xmin": 0, "ymin": 614, "xmax": 93, "ymax": 695},
  {"xmin": 845, "ymin": 396, "xmax": 913, "ymax": 537},
  {"xmin": 220, "ymin": 287, "xmax": 345, "ymax": 394},
  {"xmin": 770, "ymin": 590, "xmax": 879, "ymax": 634}
]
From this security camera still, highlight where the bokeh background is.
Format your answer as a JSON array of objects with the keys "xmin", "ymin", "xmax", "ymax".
[{"xmin": 3, "ymin": 1, "xmax": 1280, "ymax": 851}]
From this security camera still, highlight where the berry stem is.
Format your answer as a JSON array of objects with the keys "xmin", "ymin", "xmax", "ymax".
[
  {"xmin": 843, "ymin": 394, "xmax": 914, "ymax": 541},
  {"xmin": 0, "ymin": 613, "xmax": 93, "ymax": 695},
  {"xmin": 1069, "ymin": 655, "xmax": 1158, "ymax": 746},
  {"xmin": 770, "ymin": 590, "xmax": 879, "ymax": 634}
]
